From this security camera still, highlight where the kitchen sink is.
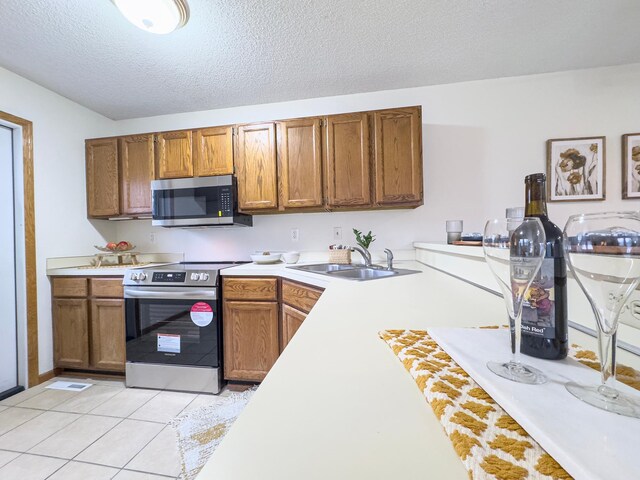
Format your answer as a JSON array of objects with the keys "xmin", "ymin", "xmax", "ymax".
[
  {"xmin": 288, "ymin": 263, "xmax": 421, "ymax": 281},
  {"xmin": 291, "ymin": 263, "xmax": 360, "ymax": 273},
  {"xmin": 328, "ymin": 267, "xmax": 398, "ymax": 280}
]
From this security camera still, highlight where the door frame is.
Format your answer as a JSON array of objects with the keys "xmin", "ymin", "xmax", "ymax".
[{"xmin": 0, "ymin": 111, "xmax": 38, "ymax": 387}]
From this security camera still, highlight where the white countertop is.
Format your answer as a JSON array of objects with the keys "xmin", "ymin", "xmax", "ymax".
[
  {"xmin": 46, "ymin": 253, "xmax": 184, "ymax": 276},
  {"xmin": 413, "ymin": 240, "xmax": 484, "ymax": 258},
  {"xmin": 199, "ymin": 260, "xmax": 619, "ymax": 480}
]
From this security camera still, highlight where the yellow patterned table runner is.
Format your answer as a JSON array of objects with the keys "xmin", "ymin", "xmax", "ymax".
[{"xmin": 379, "ymin": 329, "xmax": 640, "ymax": 480}]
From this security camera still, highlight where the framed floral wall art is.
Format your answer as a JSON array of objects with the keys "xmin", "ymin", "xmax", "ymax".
[
  {"xmin": 547, "ymin": 136, "xmax": 606, "ymax": 202},
  {"xmin": 622, "ymin": 133, "xmax": 640, "ymax": 199}
]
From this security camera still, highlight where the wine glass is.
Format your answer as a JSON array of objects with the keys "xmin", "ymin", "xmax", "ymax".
[
  {"xmin": 563, "ymin": 212, "xmax": 640, "ymax": 418},
  {"xmin": 483, "ymin": 218, "xmax": 547, "ymax": 384}
]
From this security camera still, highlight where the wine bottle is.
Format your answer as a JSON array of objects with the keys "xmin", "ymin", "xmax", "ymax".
[{"xmin": 520, "ymin": 173, "xmax": 568, "ymax": 359}]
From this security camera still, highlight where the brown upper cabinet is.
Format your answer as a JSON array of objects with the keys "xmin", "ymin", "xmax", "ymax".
[
  {"xmin": 86, "ymin": 135, "xmax": 154, "ymax": 218},
  {"xmin": 156, "ymin": 130, "xmax": 194, "ymax": 179},
  {"xmin": 86, "ymin": 138, "xmax": 120, "ymax": 217},
  {"xmin": 324, "ymin": 113, "xmax": 371, "ymax": 208},
  {"xmin": 235, "ymin": 123, "xmax": 278, "ymax": 210},
  {"xmin": 86, "ymin": 105, "xmax": 423, "ymax": 218},
  {"xmin": 373, "ymin": 107, "xmax": 423, "ymax": 206},
  {"xmin": 194, "ymin": 126, "xmax": 234, "ymax": 176},
  {"xmin": 276, "ymin": 118, "xmax": 323, "ymax": 209},
  {"xmin": 120, "ymin": 135, "xmax": 155, "ymax": 215}
]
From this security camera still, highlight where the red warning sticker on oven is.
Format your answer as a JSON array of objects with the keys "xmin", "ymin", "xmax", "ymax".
[{"xmin": 190, "ymin": 302, "xmax": 214, "ymax": 327}]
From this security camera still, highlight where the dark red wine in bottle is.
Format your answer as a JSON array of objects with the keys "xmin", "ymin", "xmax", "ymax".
[{"xmin": 520, "ymin": 173, "xmax": 568, "ymax": 359}]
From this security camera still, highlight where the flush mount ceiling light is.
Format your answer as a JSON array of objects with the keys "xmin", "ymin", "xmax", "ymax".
[{"xmin": 112, "ymin": 0, "xmax": 189, "ymax": 34}]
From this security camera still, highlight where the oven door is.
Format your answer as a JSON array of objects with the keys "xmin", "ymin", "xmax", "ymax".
[{"xmin": 125, "ymin": 287, "xmax": 220, "ymax": 368}]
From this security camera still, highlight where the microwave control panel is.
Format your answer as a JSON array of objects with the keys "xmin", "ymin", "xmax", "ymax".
[
  {"xmin": 152, "ymin": 272, "xmax": 186, "ymax": 283},
  {"xmin": 219, "ymin": 186, "xmax": 233, "ymax": 216}
]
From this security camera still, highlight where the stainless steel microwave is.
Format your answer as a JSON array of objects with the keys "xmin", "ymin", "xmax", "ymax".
[{"xmin": 151, "ymin": 175, "xmax": 252, "ymax": 228}]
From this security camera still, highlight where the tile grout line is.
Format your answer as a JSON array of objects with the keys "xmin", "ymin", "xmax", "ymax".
[
  {"xmin": 68, "ymin": 416, "xmax": 127, "ymax": 463},
  {"xmin": 124, "ymin": 389, "xmax": 173, "ymax": 420},
  {"xmin": 0, "ymin": 451, "xmax": 70, "ymax": 478},
  {"xmin": 31, "ymin": 414, "xmax": 126, "ymax": 461},
  {"xmin": 21, "ymin": 412, "xmax": 86, "ymax": 455},
  {"xmin": 47, "ymin": 385, "xmax": 126, "ymax": 415},
  {"xmin": 1, "ymin": 380, "xmax": 197, "ymax": 477},
  {"xmin": 122, "ymin": 395, "xmax": 198, "ymax": 478},
  {"xmin": 42, "ymin": 455, "xmax": 71, "ymax": 480},
  {"xmin": 121, "ymin": 394, "xmax": 197, "ymax": 475},
  {"xmin": 0, "ymin": 406, "xmax": 45, "ymax": 439}
]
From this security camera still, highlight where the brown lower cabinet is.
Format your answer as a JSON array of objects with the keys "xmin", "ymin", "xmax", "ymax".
[
  {"xmin": 279, "ymin": 278, "xmax": 323, "ymax": 352},
  {"xmin": 280, "ymin": 304, "xmax": 306, "ymax": 352},
  {"xmin": 222, "ymin": 276, "xmax": 323, "ymax": 383},
  {"xmin": 223, "ymin": 301, "xmax": 279, "ymax": 382},
  {"xmin": 52, "ymin": 277, "xmax": 125, "ymax": 373}
]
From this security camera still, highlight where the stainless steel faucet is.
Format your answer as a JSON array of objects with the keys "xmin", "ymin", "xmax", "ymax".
[
  {"xmin": 350, "ymin": 245, "xmax": 372, "ymax": 266},
  {"xmin": 384, "ymin": 248, "xmax": 394, "ymax": 270}
]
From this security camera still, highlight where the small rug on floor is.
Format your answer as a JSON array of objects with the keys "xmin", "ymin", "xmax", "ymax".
[{"xmin": 171, "ymin": 388, "xmax": 257, "ymax": 480}]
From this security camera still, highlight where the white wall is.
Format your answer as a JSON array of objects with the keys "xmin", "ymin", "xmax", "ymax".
[
  {"xmin": 0, "ymin": 66, "xmax": 116, "ymax": 375},
  {"xmin": 114, "ymin": 63, "xmax": 640, "ymax": 261}
]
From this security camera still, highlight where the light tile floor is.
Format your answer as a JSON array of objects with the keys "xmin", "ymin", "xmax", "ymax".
[{"xmin": 0, "ymin": 377, "xmax": 230, "ymax": 479}]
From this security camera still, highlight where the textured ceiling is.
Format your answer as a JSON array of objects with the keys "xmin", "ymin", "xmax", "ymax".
[{"xmin": 1, "ymin": 0, "xmax": 639, "ymax": 120}]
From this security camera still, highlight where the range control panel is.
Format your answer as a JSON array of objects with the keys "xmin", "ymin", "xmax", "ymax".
[{"xmin": 152, "ymin": 272, "xmax": 186, "ymax": 283}]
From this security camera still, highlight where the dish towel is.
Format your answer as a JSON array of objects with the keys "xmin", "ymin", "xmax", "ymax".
[{"xmin": 379, "ymin": 328, "xmax": 640, "ymax": 480}]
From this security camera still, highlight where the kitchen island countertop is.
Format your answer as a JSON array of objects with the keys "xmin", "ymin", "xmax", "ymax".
[{"xmin": 202, "ymin": 261, "xmax": 624, "ymax": 480}]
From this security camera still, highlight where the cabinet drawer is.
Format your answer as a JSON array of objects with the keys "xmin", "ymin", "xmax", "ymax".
[
  {"xmin": 224, "ymin": 277, "xmax": 278, "ymax": 301},
  {"xmin": 281, "ymin": 279, "xmax": 323, "ymax": 313},
  {"xmin": 52, "ymin": 277, "xmax": 88, "ymax": 298},
  {"xmin": 90, "ymin": 278, "xmax": 124, "ymax": 298}
]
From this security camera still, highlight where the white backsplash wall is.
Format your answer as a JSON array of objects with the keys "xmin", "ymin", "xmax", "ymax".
[
  {"xmin": 115, "ymin": 63, "xmax": 640, "ymax": 257},
  {"xmin": 116, "ymin": 208, "xmax": 421, "ymax": 261}
]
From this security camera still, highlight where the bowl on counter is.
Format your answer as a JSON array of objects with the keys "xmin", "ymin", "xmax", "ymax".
[
  {"xmin": 250, "ymin": 252, "xmax": 283, "ymax": 264},
  {"xmin": 281, "ymin": 251, "xmax": 300, "ymax": 264}
]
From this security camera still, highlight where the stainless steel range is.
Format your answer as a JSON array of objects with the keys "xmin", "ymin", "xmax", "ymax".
[{"xmin": 123, "ymin": 262, "xmax": 232, "ymax": 394}]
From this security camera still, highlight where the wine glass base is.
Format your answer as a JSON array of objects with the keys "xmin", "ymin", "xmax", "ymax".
[
  {"xmin": 566, "ymin": 382, "xmax": 640, "ymax": 418},
  {"xmin": 487, "ymin": 360, "xmax": 547, "ymax": 385}
]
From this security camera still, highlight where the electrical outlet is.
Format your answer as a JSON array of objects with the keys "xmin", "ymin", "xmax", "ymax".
[
  {"xmin": 291, "ymin": 228, "xmax": 299, "ymax": 242},
  {"xmin": 333, "ymin": 227, "xmax": 342, "ymax": 241},
  {"xmin": 149, "ymin": 233, "xmax": 156, "ymax": 244}
]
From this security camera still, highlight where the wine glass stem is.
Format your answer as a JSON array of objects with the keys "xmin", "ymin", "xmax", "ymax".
[
  {"xmin": 510, "ymin": 312, "xmax": 522, "ymax": 365},
  {"xmin": 597, "ymin": 329, "xmax": 617, "ymax": 394}
]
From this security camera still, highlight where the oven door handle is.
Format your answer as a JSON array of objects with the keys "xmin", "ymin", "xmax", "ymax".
[{"xmin": 124, "ymin": 287, "xmax": 217, "ymax": 300}]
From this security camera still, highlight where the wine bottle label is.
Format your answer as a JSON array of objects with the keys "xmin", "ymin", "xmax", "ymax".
[{"xmin": 521, "ymin": 257, "xmax": 556, "ymax": 339}]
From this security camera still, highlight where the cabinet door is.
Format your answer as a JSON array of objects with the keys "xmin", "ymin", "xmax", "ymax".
[
  {"xmin": 277, "ymin": 118, "xmax": 323, "ymax": 209},
  {"xmin": 120, "ymin": 135, "xmax": 155, "ymax": 215},
  {"xmin": 194, "ymin": 126, "xmax": 234, "ymax": 176},
  {"xmin": 86, "ymin": 138, "xmax": 120, "ymax": 217},
  {"xmin": 235, "ymin": 123, "xmax": 278, "ymax": 210},
  {"xmin": 281, "ymin": 279, "xmax": 323, "ymax": 314},
  {"xmin": 156, "ymin": 130, "xmax": 194, "ymax": 179},
  {"xmin": 90, "ymin": 299, "xmax": 125, "ymax": 372},
  {"xmin": 280, "ymin": 304, "xmax": 306, "ymax": 353},
  {"xmin": 324, "ymin": 113, "xmax": 371, "ymax": 207},
  {"xmin": 53, "ymin": 299, "xmax": 89, "ymax": 369},
  {"xmin": 373, "ymin": 107, "xmax": 423, "ymax": 205},
  {"xmin": 223, "ymin": 301, "xmax": 279, "ymax": 381}
]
